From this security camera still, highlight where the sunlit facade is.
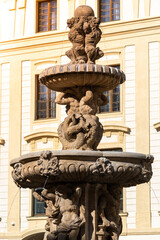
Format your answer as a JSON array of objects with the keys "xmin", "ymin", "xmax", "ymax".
[{"xmin": 0, "ymin": 0, "xmax": 160, "ymax": 239}]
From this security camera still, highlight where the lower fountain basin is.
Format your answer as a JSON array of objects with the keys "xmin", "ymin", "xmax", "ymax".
[{"xmin": 10, "ymin": 150, "xmax": 153, "ymax": 189}]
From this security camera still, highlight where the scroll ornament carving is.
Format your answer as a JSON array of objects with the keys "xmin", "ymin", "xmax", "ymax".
[
  {"xmin": 141, "ymin": 154, "xmax": 154, "ymax": 182},
  {"xmin": 38, "ymin": 151, "xmax": 59, "ymax": 176},
  {"xmin": 33, "ymin": 185, "xmax": 85, "ymax": 240}
]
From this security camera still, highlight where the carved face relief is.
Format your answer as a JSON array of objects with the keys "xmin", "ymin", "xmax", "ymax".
[
  {"xmin": 92, "ymin": 157, "xmax": 114, "ymax": 175},
  {"xmin": 38, "ymin": 151, "xmax": 59, "ymax": 176}
]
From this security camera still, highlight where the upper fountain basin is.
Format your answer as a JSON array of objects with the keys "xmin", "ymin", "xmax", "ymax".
[{"xmin": 39, "ymin": 64, "xmax": 126, "ymax": 92}]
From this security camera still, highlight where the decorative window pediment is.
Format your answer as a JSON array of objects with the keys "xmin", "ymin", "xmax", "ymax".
[{"xmin": 24, "ymin": 128, "xmax": 60, "ymax": 151}]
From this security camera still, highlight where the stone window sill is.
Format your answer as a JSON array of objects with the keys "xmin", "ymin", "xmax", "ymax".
[
  {"xmin": 26, "ymin": 216, "xmax": 47, "ymax": 221},
  {"xmin": 119, "ymin": 212, "xmax": 128, "ymax": 217}
]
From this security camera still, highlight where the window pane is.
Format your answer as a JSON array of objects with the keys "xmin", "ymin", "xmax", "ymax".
[
  {"xmin": 49, "ymin": 0, "xmax": 57, "ymax": 30},
  {"xmin": 101, "ymin": 4, "xmax": 110, "ymax": 10},
  {"xmin": 33, "ymin": 189, "xmax": 45, "ymax": 215},
  {"xmin": 38, "ymin": 110, "xmax": 47, "ymax": 119},
  {"xmin": 38, "ymin": 0, "xmax": 57, "ymax": 32},
  {"xmin": 102, "ymin": 0, "xmax": 110, "ymax": 3},
  {"xmin": 34, "ymin": 199, "xmax": 45, "ymax": 215},
  {"xmin": 99, "ymin": 66, "xmax": 120, "ymax": 113},
  {"xmin": 100, "ymin": 0, "xmax": 120, "ymax": 22},
  {"xmin": 36, "ymin": 76, "xmax": 56, "ymax": 120},
  {"xmin": 120, "ymin": 190, "xmax": 123, "ymax": 211}
]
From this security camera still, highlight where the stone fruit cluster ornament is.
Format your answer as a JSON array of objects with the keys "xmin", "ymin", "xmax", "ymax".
[{"xmin": 10, "ymin": 5, "xmax": 153, "ymax": 240}]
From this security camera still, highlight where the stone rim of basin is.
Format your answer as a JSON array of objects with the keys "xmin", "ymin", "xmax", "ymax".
[
  {"xmin": 10, "ymin": 150, "xmax": 153, "ymax": 189},
  {"xmin": 39, "ymin": 64, "xmax": 126, "ymax": 93}
]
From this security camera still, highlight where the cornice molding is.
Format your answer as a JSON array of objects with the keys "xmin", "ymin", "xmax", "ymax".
[
  {"xmin": 1, "ymin": 16, "xmax": 160, "ymax": 55},
  {"xmin": 103, "ymin": 123, "xmax": 131, "ymax": 135}
]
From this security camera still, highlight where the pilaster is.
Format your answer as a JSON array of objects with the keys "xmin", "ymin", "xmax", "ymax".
[
  {"xmin": 135, "ymin": 41, "xmax": 151, "ymax": 230},
  {"xmin": 8, "ymin": 60, "xmax": 22, "ymax": 233}
]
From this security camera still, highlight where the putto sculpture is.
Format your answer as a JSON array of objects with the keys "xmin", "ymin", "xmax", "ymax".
[
  {"xmin": 66, "ymin": 5, "xmax": 104, "ymax": 64},
  {"xmin": 10, "ymin": 5, "xmax": 153, "ymax": 240}
]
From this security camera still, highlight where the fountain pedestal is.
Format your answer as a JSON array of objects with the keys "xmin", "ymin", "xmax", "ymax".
[{"xmin": 10, "ymin": 5, "xmax": 153, "ymax": 240}]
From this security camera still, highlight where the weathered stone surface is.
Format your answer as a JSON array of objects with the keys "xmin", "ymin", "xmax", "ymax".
[
  {"xmin": 39, "ymin": 64, "xmax": 125, "ymax": 92},
  {"xmin": 11, "ymin": 150, "xmax": 153, "ymax": 188}
]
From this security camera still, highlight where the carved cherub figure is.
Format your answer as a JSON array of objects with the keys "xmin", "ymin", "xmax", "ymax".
[
  {"xmin": 65, "ymin": 17, "xmax": 87, "ymax": 63},
  {"xmin": 83, "ymin": 17, "xmax": 104, "ymax": 64},
  {"xmin": 66, "ymin": 9, "xmax": 104, "ymax": 64}
]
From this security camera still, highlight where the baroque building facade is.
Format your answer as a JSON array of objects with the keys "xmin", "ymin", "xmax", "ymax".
[{"xmin": 0, "ymin": 0, "xmax": 160, "ymax": 239}]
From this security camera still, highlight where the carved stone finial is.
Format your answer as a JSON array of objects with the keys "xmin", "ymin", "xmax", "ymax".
[
  {"xmin": 66, "ymin": 5, "xmax": 104, "ymax": 64},
  {"xmin": 74, "ymin": 5, "xmax": 94, "ymax": 17}
]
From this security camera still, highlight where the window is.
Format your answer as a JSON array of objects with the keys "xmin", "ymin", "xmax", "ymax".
[
  {"xmin": 36, "ymin": 76, "xmax": 56, "ymax": 120},
  {"xmin": 100, "ymin": 0, "xmax": 120, "ymax": 22},
  {"xmin": 99, "ymin": 65, "xmax": 120, "ymax": 113},
  {"xmin": 38, "ymin": 0, "xmax": 57, "ymax": 32},
  {"xmin": 33, "ymin": 189, "xmax": 45, "ymax": 215}
]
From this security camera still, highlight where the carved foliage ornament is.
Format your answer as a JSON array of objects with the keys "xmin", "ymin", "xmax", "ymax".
[{"xmin": 38, "ymin": 151, "xmax": 59, "ymax": 176}]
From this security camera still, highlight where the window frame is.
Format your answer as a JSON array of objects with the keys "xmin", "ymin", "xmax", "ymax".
[
  {"xmin": 35, "ymin": 75, "xmax": 56, "ymax": 120},
  {"xmin": 36, "ymin": 0, "xmax": 57, "ymax": 33},
  {"xmin": 99, "ymin": 64, "xmax": 121, "ymax": 114},
  {"xmin": 99, "ymin": 0, "xmax": 120, "ymax": 23}
]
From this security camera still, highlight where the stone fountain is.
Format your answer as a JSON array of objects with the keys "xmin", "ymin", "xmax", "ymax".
[{"xmin": 10, "ymin": 5, "xmax": 153, "ymax": 240}]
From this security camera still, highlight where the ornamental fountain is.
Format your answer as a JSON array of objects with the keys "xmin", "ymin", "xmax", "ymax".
[{"xmin": 10, "ymin": 5, "xmax": 153, "ymax": 240}]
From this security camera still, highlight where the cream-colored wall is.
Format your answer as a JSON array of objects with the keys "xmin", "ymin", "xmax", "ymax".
[
  {"xmin": 124, "ymin": 45, "xmax": 136, "ymax": 229},
  {"xmin": 149, "ymin": 42, "xmax": 160, "ymax": 229},
  {"xmin": 0, "ymin": 1, "xmax": 160, "ymax": 240},
  {"xmin": 0, "ymin": 63, "xmax": 10, "ymax": 233},
  {"xmin": 2, "ymin": 0, "xmax": 160, "ymax": 41}
]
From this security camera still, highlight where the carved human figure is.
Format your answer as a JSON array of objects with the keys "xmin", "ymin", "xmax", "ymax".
[
  {"xmin": 33, "ymin": 185, "xmax": 83, "ymax": 240},
  {"xmin": 55, "ymin": 91, "xmax": 79, "ymax": 115},
  {"xmin": 97, "ymin": 185, "xmax": 122, "ymax": 240},
  {"xmin": 56, "ymin": 88, "xmax": 107, "ymax": 150}
]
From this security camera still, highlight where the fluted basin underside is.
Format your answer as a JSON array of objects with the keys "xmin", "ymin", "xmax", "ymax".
[
  {"xmin": 11, "ymin": 150, "xmax": 153, "ymax": 189},
  {"xmin": 39, "ymin": 64, "xmax": 125, "ymax": 92}
]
